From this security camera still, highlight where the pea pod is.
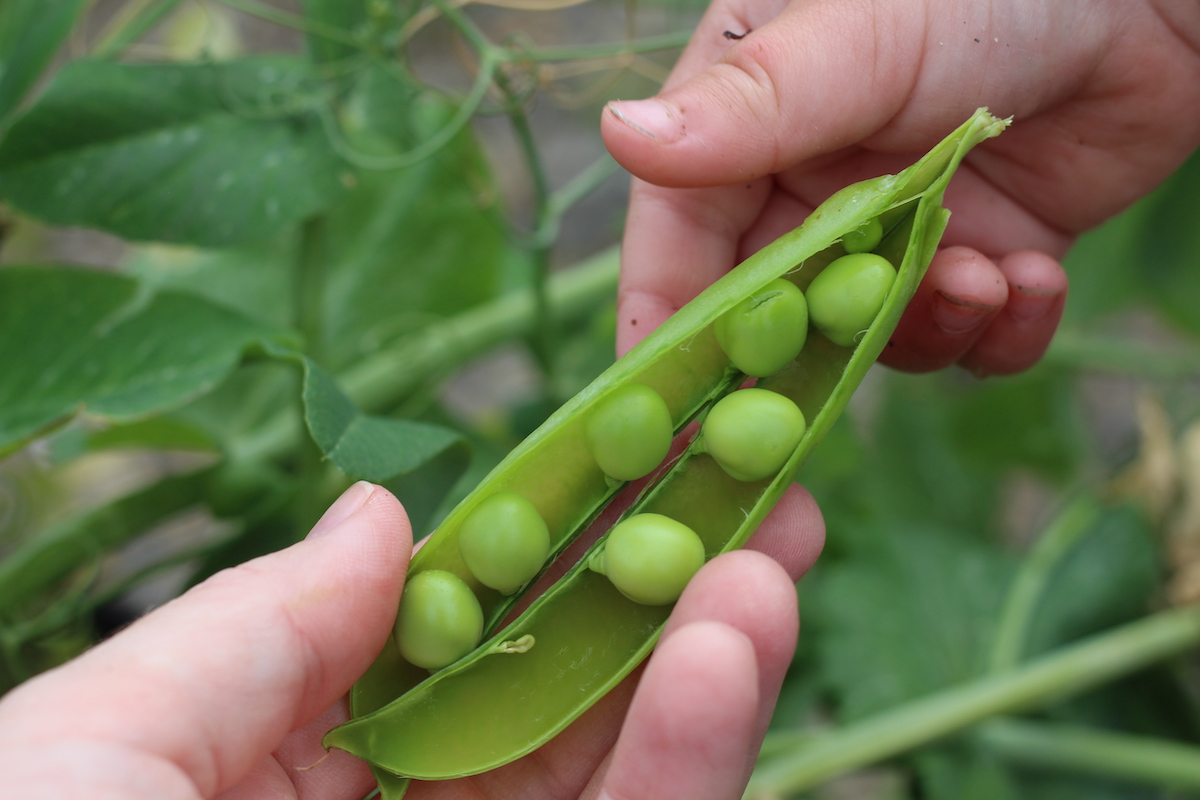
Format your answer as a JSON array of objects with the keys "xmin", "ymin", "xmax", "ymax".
[{"xmin": 325, "ymin": 108, "xmax": 1009, "ymax": 790}]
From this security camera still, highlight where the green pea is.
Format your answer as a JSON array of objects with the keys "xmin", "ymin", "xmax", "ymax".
[
  {"xmin": 806, "ymin": 253, "xmax": 897, "ymax": 347},
  {"xmin": 395, "ymin": 570, "xmax": 484, "ymax": 670},
  {"xmin": 702, "ymin": 388, "xmax": 806, "ymax": 482},
  {"xmin": 842, "ymin": 217, "xmax": 883, "ymax": 253},
  {"xmin": 714, "ymin": 278, "xmax": 809, "ymax": 377},
  {"xmin": 458, "ymin": 492, "xmax": 550, "ymax": 593},
  {"xmin": 595, "ymin": 513, "xmax": 706, "ymax": 606},
  {"xmin": 583, "ymin": 383, "xmax": 673, "ymax": 481}
]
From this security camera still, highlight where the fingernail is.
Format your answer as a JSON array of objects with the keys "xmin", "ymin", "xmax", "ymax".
[
  {"xmin": 932, "ymin": 291, "xmax": 999, "ymax": 334},
  {"xmin": 1006, "ymin": 284, "xmax": 1061, "ymax": 322},
  {"xmin": 607, "ymin": 99, "xmax": 683, "ymax": 143},
  {"xmin": 308, "ymin": 481, "xmax": 376, "ymax": 539}
]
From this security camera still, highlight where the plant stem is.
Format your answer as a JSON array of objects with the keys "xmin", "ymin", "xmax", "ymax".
[
  {"xmin": 988, "ymin": 496, "xmax": 1101, "ymax": 672},
  {"xmin": 234, "ymin": 247, "xmax": 620, "ymax": 463},
  {"xmin": 518, "ymin": 31, "xmax": 692, "ymax": 62},
  {"xmin": 745, "ymin": 604, "xmax": 1200, "ymax": 798},
  {"xmin": 0, "ymin": 468, "xmax": 217, "ymax": 614},
  {"xmin": 1045, "ymin": 329, "xmax": 1200, "ymax": 377},
  {"xmin": 212, "ymin": 0, "xmax": 362, "ymax": 48},
  {"xmin": 978, "ymin": 717, "xmax": 1200, "ymax": 791},
  {"xmin": 92, "ymin": 0, "xmax": 187, "ymax": 58}
]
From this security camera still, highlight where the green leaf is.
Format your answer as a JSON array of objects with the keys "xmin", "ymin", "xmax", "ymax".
[
  {"xmin": 811, "ymin": 523, "xmax": 1015, "ymax": 722},
  {"xmin": 313, "ymin": 65, "xmax": 523, "ymax": 368},
  {"xmin": 0, "ymin": 0, "xmax": 88, "ymax": 124},
  {"xmin": 301, "ymin": 0, "xmax": 369, "ymax": 65},
  {"xmin": 0, "ymin": 57, "xmax": 347, "ymax": 246},
  {"xmin": 259, "ymin": 343, "xmax": 465, "ymax": 482},
  {"xmin": 947, "ymin": 367, "xmax": 1086, "ymax": 481},
  {"xmin": 125, "ymin": 233, "xmax": 298, "ymax": 329},
  {"xmin": 0, "ymin": 265, "xmax": 280, "ymax": 453}
]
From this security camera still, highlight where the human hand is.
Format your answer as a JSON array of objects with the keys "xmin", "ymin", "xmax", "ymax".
[
  {"xmin": 0, "ymin": 480, "xmax": 825, "ymax": 799},
  {"xmin": 602, "ymin": 0, "xmax": 1200, "ymax": 374}
]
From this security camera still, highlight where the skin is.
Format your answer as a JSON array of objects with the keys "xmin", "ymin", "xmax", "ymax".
[
  {"xmin": 602, "ymin": 0, "xmax": 1200, "ymax": 376},
  {"xmin": 3, "ymin": 5, "xmax": 1198, "ymax": 797},
  {"xmin": 0, "ymin": 480, "xmax": 825, "ymax": 799}
]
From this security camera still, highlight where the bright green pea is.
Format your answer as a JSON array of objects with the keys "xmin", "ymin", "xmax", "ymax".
[
  {"xmin": 584, "ymin": 384, "xmax": 673, "ymax": 481},
  {"xmin": 458, "ymin": 492, "xmax": 550, "ymax": 593},
  {"xmin": 806, "ymin": 253, "xmax": 897, "ymax": 347},
  {"xmin": 842, "ymin": 217, "xmax": 883, "ymax": 253},
  {"xmin": 395, "ymin": 570, "xmax": 484, "ymax": 670},
  {"xmin": 714, "ymin": 278, "xmax": 808, "ymax": 377},
  {"xmin": 596, "ymin": 513, "xmax": 706, "ymax": 606},
  {"xmin": 702, "ymin": 388, "xmax": 806, "ymax": 482}
]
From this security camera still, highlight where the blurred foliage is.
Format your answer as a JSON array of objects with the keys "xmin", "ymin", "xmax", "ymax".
[{"xmin": 0, "ymin": 1, "xmax": 1199, "ymax": 798}]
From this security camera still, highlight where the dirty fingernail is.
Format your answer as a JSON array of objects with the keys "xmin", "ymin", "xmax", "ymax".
[
  {"xmin": 607, "ymin": 99, "xmax": 683, "ymax": 143},
  {"xmin": 1006, "ymin": 284, "xmax": 1062, "ymax": 322},
  {"xmin": 308, "ymin": 481, "xmax": 377, "ymax": 539},
  {"xmin": 932, "ymin": 291, "xmax": 999, "ymax": 334}
]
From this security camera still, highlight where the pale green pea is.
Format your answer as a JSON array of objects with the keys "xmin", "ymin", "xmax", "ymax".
[
  {"xmin": 842, "ymin": 217, "xmax": 883, "ymax": 253},
  {"xmin": 594, "ymin": 513, "xmax": 706, "ymax": 606},
  {"xmin": 806, "ymin": 253, "xmax": 897, "ymax": 347},
  {"xmin": 395, "ymin": 570, "xmax": 484, "ymax": 670},
  {"xmin": 714, "ymin": 278, "xmax": 808, "ymax": 377},
  {"xmin": 702, "ymin": 388, "xmax": 806, "ymax": 482},
  {"xmin": 458, "ymin": 492, "xmax": 550, "ymax": 593},
  {"xmin": 584, "ymin": 384, "xmax": 673, "ymax": 481}
]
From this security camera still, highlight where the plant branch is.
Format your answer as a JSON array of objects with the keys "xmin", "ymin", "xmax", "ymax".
[
  {"xmin": 978, "ymin": 717, "xmax": 1200, "ymax": 791},
  {"xmin": 212, "ymin": 0, "xmax": 363, "ymax": 48},
  {"xmin": 746, "ymin": 603, "xmax": 1200, "ymax": 797},
  {"xmin": 92, "ymin": 0, "xmax": 188, "ymax": 58},
  {"xmin": 0, "ymin": 467, "xmax": 217, "ymax": 615},
  {"xmin": 988, "ymin": 496, "xmax": 1101, "ymax": 672},
  {"xmin": 233, "ymin": 247, "xmax": 620, "ymax": 463}
]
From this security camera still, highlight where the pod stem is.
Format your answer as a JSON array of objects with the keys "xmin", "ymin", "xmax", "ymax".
[{"xmin": 747, "ymin": 604, "xmax": 1200, "ymax": 797}]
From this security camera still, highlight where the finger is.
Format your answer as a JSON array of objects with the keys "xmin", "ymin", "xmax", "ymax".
[
  {"xmin": 616, "ymin": 178, "xmax": 773, "ymax": 355},
  {"xmin": 601, "ymin": 0, "xmax": 921, "ymax": 188},
  {"xmin": 600, "ymin": 551, "xmax": 800, "ymax": 800},
  {"xmin": 879, "ymin": 246, "xmax": 1009, "ymax": 373},
  {"xmin": 0, "ymin": 482, "xmax": 411, "ymax": 798},
  {"xmin": 599, "ymin": 621, "xmax": 759, "ymax": 800},
  {"xmin": 742, "ymin": 482, "xmax": 826, "ymax": 581},
  {"xmin": 960, "ymin": 250, "xmax": 1068, "ymax": 377}
]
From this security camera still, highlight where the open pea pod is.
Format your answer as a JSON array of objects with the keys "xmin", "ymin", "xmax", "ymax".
[{"xmin": 326, "ymin": 108, "xmax": 1008, "ymax": 788}]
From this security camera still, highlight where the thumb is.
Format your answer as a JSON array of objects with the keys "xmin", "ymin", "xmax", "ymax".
[{"xmin": 601, "ymin": 0, "xmax": 923, "ymax": 187}]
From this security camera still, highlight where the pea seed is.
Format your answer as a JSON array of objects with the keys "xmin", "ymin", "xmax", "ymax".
[
  {"xmin": 395, "ymin": 570, "xmax": 484, "ymax": 670},
  {"xmin": 702, "ymin": 388, "xmax": 806, "ymax": 482},
  {"xmin": 714, "ymin": 278, "xmax": 808, "ymax": 377},
  {"xmin": 806, "ymin": 252, "xmax": 897, "ymax": 347},
  {"xmin": 842, "ymin": 217, "xmax": 883, "ymax": 253},
  {"xmin": 584, "ymin": 384, "xmax": 673, "ymax": 481},
  {"xmin": 458, "ymin": 492, "xmax": 550, "ymax": 593},
  {"xmin": 596, "ymin": 513, "xmax": 706, "ymax": 606}
]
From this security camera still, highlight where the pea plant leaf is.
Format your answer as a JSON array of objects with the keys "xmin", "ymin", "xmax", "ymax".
[
  {"xmin": 264, "ymin": 343, "xmax": 465, "ymax": 482},
  {"xmin": 313, "ymin": 65, "xmax": 523, "ymax": 369},
  {"xmin": 0, "ymin": 265, "xmax": 281, "ymax": 454},
  {"xmin": 0, "ymin": 57, "xmax": 348, "ymax": 246},
  {"xmin": 301, "ymin": 0, "xmax": 370, "ymax": 66},
  {"xmin": 808, "ymin": 522, "xmax": 1015, "ymax": 722},
  {"xmin": 0, "ymin": 0, "xmax": 88, "ymax": 125}
]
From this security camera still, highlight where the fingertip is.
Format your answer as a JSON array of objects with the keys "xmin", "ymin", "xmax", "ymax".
[
  {"xmin": 880, "ymin": 246, "xmax": 1007, "ymax": 373},
  {"xmin": 960, "ymin": 250, "xmax": 1068, "ymax": 377}
]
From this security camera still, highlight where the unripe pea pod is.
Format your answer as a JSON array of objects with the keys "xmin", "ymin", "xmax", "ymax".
[
  {"xmin": 591, "ymin": 513, "xmax": 706, "ymax": 606},
  {"xmin": 457, "ymin": 492, "xmax": 550, "ymax": 594},
  {"xmin": 394, "ymin": 570, "xmax": 484, "ymax": 671},
  {"xmin": 714, "ymin": 278, "xmax": 808, "ymax": 377},
  {"xmin": 325, "ymin": 109, "xmax": 1010, "ymax": 793},
  {"xmin": 701, "ymin": 388, "xmax": 806, "ymax": 482},
  {"xmin": 806, "ymin": 252, "xmax": 897, "ymax": 347},
  {"xmin": 583, "ymin": 383, "xmax": 673, "ymax": 481}
]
